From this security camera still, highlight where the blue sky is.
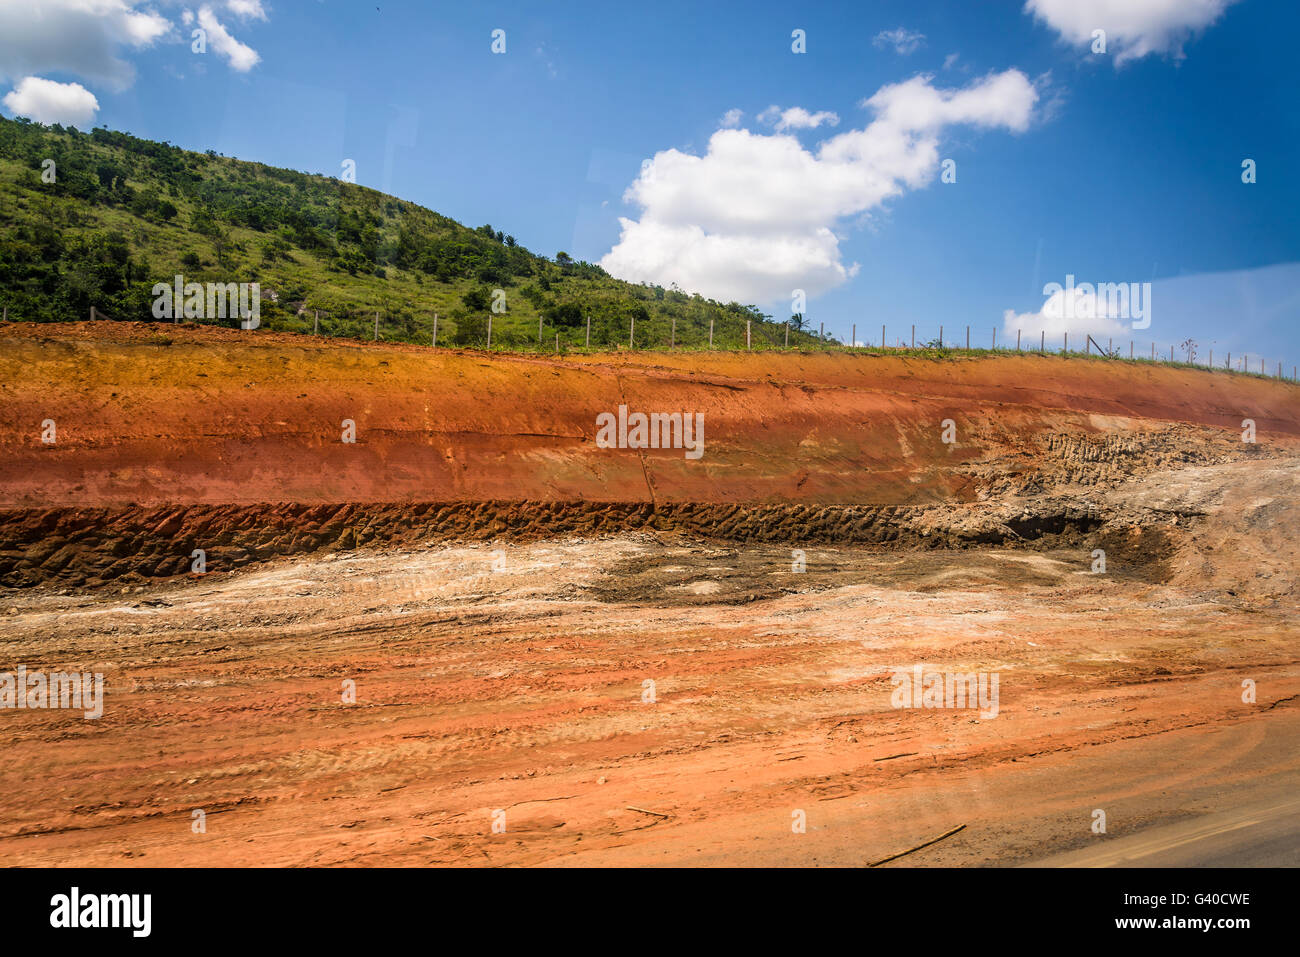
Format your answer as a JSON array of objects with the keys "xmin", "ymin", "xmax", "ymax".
[{"xmin": 2, "ymin": 0, "xmax": 1298, "ymax": 370}]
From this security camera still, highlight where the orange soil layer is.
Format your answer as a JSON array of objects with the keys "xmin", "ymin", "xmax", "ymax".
[{"xmin": 1, "ymin": 321, "xmax": 1296, "ymax": 508}]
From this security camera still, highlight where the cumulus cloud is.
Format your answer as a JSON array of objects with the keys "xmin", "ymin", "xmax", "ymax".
[
  {"xmin": 0, "ymin": 0, "xmax": 171, "ymax": 92},
  {"xmin": 1024, "ymin": 0, "xmax": 1242, "ymax": 64},
  {"xmin": 873, "ymin": 28, "xmax": 926, "ymax": 55},
  {"xmin": 757, "ymin": 105, "xmax": 840, "ymax": 132},
  {"xmin": 1002, "ymin": 282, "xmax": 1149, "ymax": 340},
  {"xmin": 2, "ymin": 75, "xmax": 99, "ymax": 126},
  {"xmin": 225, "ymin": 0, "xmax": 268, "ymax": 20},
  {"xmin": 601, "ymin": 71, "xmax": 1038, "ymax": 304},
  {"xmin": 197, "ymin": 4, "xmax": 260, "ymax": 72},
  {"xmin": 718, "ymin": 108, "xmax": 743, "ymax": 129}
]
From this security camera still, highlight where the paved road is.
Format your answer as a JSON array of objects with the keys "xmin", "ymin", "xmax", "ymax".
[{"xmin": 1032, "ymin": 794, "xmax": 1300, "ymax": 867}]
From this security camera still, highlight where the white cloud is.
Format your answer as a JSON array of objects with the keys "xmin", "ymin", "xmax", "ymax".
[
  {"xmin": 718, "ymin": 108, "xmax": 743, "ymax": 129},
  {"xmin": 757, "ymin": 105, "xmax": 840, "ymax": 132},
  {"xmin": 1024, "ymin": 0, "xmax": 1241, "ymax": 64},
  {"xmin": 0, "ymin": 0, "xmax": 171, "ymax": 92},
  {"xmin": 942, "ymin": 53, "xmax": 960, "ymax": 70},
  {"xmin": 225, "ymin": 0, "xmax": 268, "ymax": 20},
  {"xmin": 873, "ymin": 28, "xmax": 926, "ymax": 55},
  {"xmin": 197, "ymin": 4, "xmax": 260, "ymax": 72},
  {"xmin": 601, "ymin": 71, "xmax": 1038, "ymax": 304},
  {"xmin": 1002, "ymin": 284, "xmax": 1138, "ymax": 340},
  {"xmin": 2, "ymin": 75, "xmax": 100, "ymax": 126}
]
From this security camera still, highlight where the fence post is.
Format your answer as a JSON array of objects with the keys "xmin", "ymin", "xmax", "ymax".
[
  {"xmin": 851, "ymin": 323, "xmax": 855, "ymax": 349},
  {"xmin": 785, "ymin": 321, "xmax": 789, "ymax": 348},
  {"xmin": 1040, "ymin": 330, "xmax": 1044, "ymax": 353},
  {"xmin": 882, "ymin": 324, "xmax": 886, "ymax": 349},
  {"xmin": 746, "ymin": 320, "xmax": 751, "ymax": 350},
  {"xmin": 940, "ymin": 324, "xmax": 944, "ymax": 347},
  {"xmin": 911, "ymin": 324, "xmax": 915, "ymax": 349},
  {"xmin": 433, "ymin": 313, "xmax": 438, "ymax": 347},
  {"xmin": 1130, "ymin": 341, "xmax": 1133, "ymax": 359},
  {"xmin": 2, "ymin": 306, "xmax": 5, "ymax": 322},
  {"xmin": 820, "ymin": 321, "xmax": 824, "ymax": 342},
  {"xmin": 90, "ymin": 306, "xmax": 96, "ymax": 322},
  {"xmin": 966, "ymin": 325, "xmax": 970, "ymax": 350},
  {"xmin": 1085, "ymin": 336, "xmax": 1090, "ymax": 355},
  {"xmin": 1226, "ymin": 352, "xmax": 1230, "ymax": 369},
  {"xmin": 1064, "ymin": 332, "xmax": 1068, "ymax": 354},
  {"xmin": 538, "ymin": 316, "xmax": 543, "ymax": 347},
  {"xmin": 1151, "ymin": 342, "xmax": 1155, "ymax": 360},
  {"xmin": 1016, "ymin": 329, "xmax": 1021, "ymax": 351},
  {"xmin": 671, "ymin": 317, "xmax": 676, "ymax": 349},
  {"xmin": 374, "ymin": 313, "xmax": 379, "ymax": 341},
  {"xmin": 709, "ymin": 318, "xmax": 714, "ymax": 348},
  {"xmin": 486, "ymin": 315, "xmax": 491, "ymax": 349},
  {"xmin": 556, "ymin": 331, "xmax": 559, "ymax": 353},
  {"xmin": 314, "ymin": 310, "xmax": 319, "ymax": 335},
  {"xmin": 1171, "ymin": 345, "xmax": 1174, "ymax": 362},
  {"xmin": 992, "ymin": 328, "xmax": 996, "ymax": 350},
  {"xmin": 1209, "ymin": 348, "xmax": 1212, "ymax": 367},
  {"xmin": 629, "ymin": 315, "xmax": 634, "ymax": 349}
]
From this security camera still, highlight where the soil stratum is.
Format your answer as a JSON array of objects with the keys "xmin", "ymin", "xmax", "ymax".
[{"xmin": 0, "ymin": 321, "xmax": 1297, "ymax": 866}]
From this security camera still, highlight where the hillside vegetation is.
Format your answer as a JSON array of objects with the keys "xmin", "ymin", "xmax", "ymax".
[{"xmin": 0, "ymin": 115, "xmax": 816, "ymax": 350}]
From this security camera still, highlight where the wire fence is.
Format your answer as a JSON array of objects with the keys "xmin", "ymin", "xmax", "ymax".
[
  {"xmin": 32, "ymin": 305, "xmax": 1299, "ymax": 383},
  {"xmin": 297, "ymin": 310, "xmax": 1299, "ymax": 383}
]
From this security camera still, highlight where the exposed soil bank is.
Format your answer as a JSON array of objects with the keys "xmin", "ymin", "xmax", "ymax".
[
  {"xmin": 2, "ymin": 321, "xmax": 1296, "ymax": 508},
  {"xmin": 1, "ymin": 324, "xmax": 1297, "ymax": 868}
]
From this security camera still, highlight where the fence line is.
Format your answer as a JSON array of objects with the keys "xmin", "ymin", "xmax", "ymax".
[
  {"xmin": 341, "ymin": 312, "xmax": 1300, "ymax": 382},
  {"xmin": 42, "ymin": 305, "xmax": 1300, "ymax": 383}
]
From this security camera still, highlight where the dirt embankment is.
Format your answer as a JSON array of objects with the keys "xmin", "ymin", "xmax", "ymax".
[
  {"xmin": 0, "ymin": 321, "xmax": 1296, "ymax": 588},
  {"xmin": 2, "ymin": 321, "xmax": 1297, "ymax": 507}
]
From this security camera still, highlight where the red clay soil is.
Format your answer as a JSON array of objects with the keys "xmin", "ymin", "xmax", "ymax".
[
  {"xmin": 1, "ymin": 321, "xmax": 1296, "ymax": 509},
  {"xmin": 1, "ymin": 322, "xmax": 1298, "ymax": 868}
]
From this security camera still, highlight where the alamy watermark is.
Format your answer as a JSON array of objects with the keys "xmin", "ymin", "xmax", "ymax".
[
  {"xmin": 1042, "ymin": 274, "xmax": 1151, "ymax": 330},
  {"xmin": 595, "ymin": 405, "xmax": 704, "ymax": 460},
  {"xmin": 890, "ymin": 664, "xmax": 999, "ymax": 719},
  {"xmin": 50, "ymin": 888, "xmax": 150, "ymax": 937},
  {"xmin": 1, "ymin": 666, "xmax": 103, "ymax": 719},
  {"xmin": 152, "ymin": 275, "xmax": 260, "ymax": 329}
]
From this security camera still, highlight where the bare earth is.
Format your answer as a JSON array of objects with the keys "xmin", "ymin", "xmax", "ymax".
[
  {"xmin": 0, "ymin": 324, "xmax": 1297, "ymax": 866},
  {"xmin": 3, "ymin": 460, "xmax": 1298, "ymax": 866}
]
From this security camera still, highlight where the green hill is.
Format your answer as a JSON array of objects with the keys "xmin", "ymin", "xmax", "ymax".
[{"xmin": 0, "ymin": 115, "xmax": 821, "ymax": 351}]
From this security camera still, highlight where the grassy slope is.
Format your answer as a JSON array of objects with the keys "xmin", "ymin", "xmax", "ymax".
[{"xmin": 0, "ymin": 115, "xmax": 818, "ymax": 350}]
